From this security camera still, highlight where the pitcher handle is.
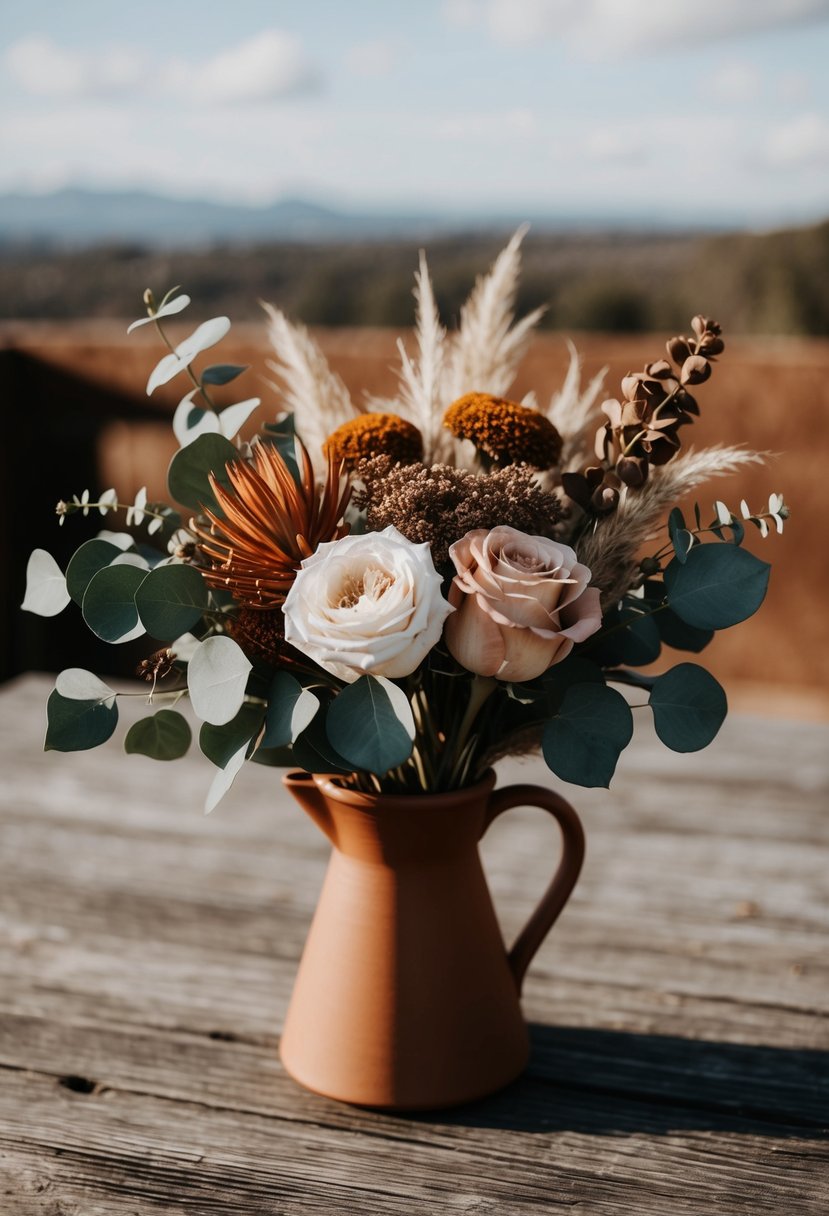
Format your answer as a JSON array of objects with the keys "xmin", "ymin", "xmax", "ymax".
[{"xmin": 483, "ymin": 784, "xmax": 585, "ymax": 995}]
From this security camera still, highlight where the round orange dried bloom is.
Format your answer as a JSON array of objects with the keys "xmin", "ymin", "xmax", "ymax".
[
  {"xmin": 443, "ymin": 393, "xmax": 563, "ymax": 468},
  {"xmin": 324, "ymin": 412, "xmax": 423, "ymax": 469}
]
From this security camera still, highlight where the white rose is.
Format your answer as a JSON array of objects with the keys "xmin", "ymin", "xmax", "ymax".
[{"xmin": 282, "ymin": 526, "xmax": 453, "ymax": 683}]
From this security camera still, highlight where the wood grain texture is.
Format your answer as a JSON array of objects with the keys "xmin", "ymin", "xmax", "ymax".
[{"xmin": 1, "ymin": 675, "xmax": 827, "ymax": 1215}]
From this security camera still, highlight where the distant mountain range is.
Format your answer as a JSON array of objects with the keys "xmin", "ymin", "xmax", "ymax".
[{"xmin": 0, "ymin": 187, "xmax": 739, "ymax": 249}]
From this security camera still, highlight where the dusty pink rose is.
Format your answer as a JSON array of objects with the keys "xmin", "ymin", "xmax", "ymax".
[{"xmin": 445, "ymin": 527, "xmax": 602, "ymax": 682}]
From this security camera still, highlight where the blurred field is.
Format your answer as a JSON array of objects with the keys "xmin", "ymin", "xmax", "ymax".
[
  {"xmin": 3, "ymin": 322, "xmax": 827, "ymax": 716},
  {"xmin": 3, "ymin": 219, "xmax": 829, "ymax": 337}
]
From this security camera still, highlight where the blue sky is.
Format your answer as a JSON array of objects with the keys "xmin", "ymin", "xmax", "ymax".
[{"xmin": 2, "ymin": 0, "xmax": 828, "ymax": 227}]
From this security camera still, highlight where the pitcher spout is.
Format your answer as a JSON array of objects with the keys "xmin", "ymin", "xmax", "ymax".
[{"xmin": 282, "ymin": 771, "xmax": 336, "ymax": 843}]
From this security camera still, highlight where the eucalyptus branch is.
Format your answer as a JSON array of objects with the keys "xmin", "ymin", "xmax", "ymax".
[{"xmin": 152, "ymin": 313, "xmax": 218, "ymax": 412}]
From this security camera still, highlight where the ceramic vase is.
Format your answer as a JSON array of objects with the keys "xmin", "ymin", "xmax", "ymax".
[{"xmin": 280, "ymin": 769, "xmax": 584, "ymax": 1110}]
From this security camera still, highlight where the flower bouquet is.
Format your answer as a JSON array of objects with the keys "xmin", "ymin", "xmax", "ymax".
[
  {"xmin": 23, "ymin": 230, "xmax": 785, "ymax": 806},
  {"xmin": 22, "ymin": 231, "xmax": 788, "ymax": 1108}
]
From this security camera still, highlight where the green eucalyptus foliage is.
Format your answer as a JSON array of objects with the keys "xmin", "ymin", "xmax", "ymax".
[
  {"xmin": 649, "ymin": 664, "xmax": 727, "ymax": 752},
  {"xmin": 134, "ymin": 564, "xmax": 210, "ymax": 641},
  {"xmin": 65, "ymin": 539, "xmax": 123, "ymax": 605},
  {"xmin": 542, "ymin": 682, "xmax": 634, "ymax": 788},
  {"xmin": 167, "ymin": 432, "xmax": 238, "ymax": 511},
  {"xmin": 125, "ymin": 710, "xmax": 192, "ymax": 761},
  {"xmin": 326, "ymin": 676, "xmax": 415, "ymax": 776},
  {"xmin": 200, "ymin": 704, "xmax": 264, "ymax": 768},
  {"xmin": 664, "ymin": 543, "xmax": 770, "ymax": 630},
  {"xmin": 262, "ymin": 672, "xmax": 319, "ymax": 750},
  {"xmin": 45, "ymin": 690, "xmax": 119, "ymax": 752},
  {"xmin": 81, "ymin": 564, "xmax": 146, "ymax": 643}
]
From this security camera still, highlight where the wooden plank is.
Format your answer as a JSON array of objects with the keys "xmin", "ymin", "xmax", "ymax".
[
  {"xmin": 1, "ymin": 1069, "xmax": 827, "ymax": 1216},
  {"xmin": 1, "ymin": 1004, "xmax": 826, "ymax": 1129}
]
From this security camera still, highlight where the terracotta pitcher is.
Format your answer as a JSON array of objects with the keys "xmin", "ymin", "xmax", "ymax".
[{"xmin": 280, "ymin": 769, "xmax": 585, "ymax": 1110}]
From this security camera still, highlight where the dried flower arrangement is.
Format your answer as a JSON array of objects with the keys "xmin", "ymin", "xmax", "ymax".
[{"xmin": 23, "ymin": 231, "xmax": 787, "ymax": 806}]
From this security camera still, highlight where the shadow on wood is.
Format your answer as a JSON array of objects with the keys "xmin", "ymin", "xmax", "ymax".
[{"xmin": 402, "ymin": 1024, "xmax": 828, "ymax": 1137}]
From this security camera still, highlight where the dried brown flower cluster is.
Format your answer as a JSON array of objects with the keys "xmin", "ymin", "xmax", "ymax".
[
  {"xmin": 443, "ymin": 393, "xmax": 563, "ymax": 469},
  {"xmin": 136, "ymin": 647, "xmax": 176, "ymax": 683},
  {"xmin": 229, "ymin": 606, "xmax": 287, "ymax": 666},
  {"xmin": 324, "ymin": 412, "xmax": 423, "ymax": 470},
  {"xmin": 565, "ymin": 315, "xmax": 724, "ymax": 509},
  {"xmin": 355, "ymin": 456, "xmax": 566, "ymax": 566},
  {"xmin": 191, "ymin": 438, "xmax": 350, "ymax": 609}
]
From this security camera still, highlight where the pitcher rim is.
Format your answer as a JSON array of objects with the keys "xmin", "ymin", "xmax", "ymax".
[{"xmin": 282, "ymin": 768, "xmax": 497, "ymax": 813}]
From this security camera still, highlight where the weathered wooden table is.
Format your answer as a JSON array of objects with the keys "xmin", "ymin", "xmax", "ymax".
[{"xmin": 1, "ymin": 675, "xmax": 827, "ymax": 1215}]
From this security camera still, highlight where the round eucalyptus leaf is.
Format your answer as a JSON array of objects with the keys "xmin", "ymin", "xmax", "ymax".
[
  {"xmin": 125, "ymin": 710, "xmax": 192, "ymax": 761},
  {"xmin": 326, "ymin": 675, "xmax": 414, "ymax": 776},
  {"xmin": 664, "ymin": 544, "xmax": 770, "ymax": 630},
  {"xmin": 167, "ymin": 432, "xmax": 237, "ymax": 510},
  {"xmin": 96, "ymin": 530, "xmax": 135, "ymax": 551},
  {"xmin": 263, "ymin": 671, "xmax": 319, "ymax": 749},
  {"xmin": 45, "ymin": 689, "xmax": 119, "ymax": 752},
  {"xmin": 172, "ymin": 395, "xmax": 220, "ymax": 447},
  {"xmin": 55, "ymin": 668, "xmax": 117, "ymax": 705},
  {"xmin": 219, "ymin": 398, "xmax": 261, "ymax": 440},
  {"xmin": 290, "ymin": 706, "xmax": 353, "ymax": 776},
  {"xmin": 21, "ymin": 550, "xmax": 71, "ymax": 618},
  {"xmin": 649, "ymin": 663, "xmax": 727, "ymax": 752},
  {"xmin": 65, "ymin": 539, "xmax": 122, "ymax": 605},
  {"xmin": 542, "ymin": 682, "xmax": 633, "ymax": 788},
  {"xmin": 135, "ymin": 563, "xmax": 209, "ymax": 641},
  {"xmin": 188, "ymin": 636, "xmax": 252, "ymax": 726},
  {"xmin": 655, "ymin": 605, "xmax": 714, "ymax": 654},
  {"xmin": 82, "ymin": 564, "xmax": 147, "ymax": 643},
  {"xmin": 204, "ymin": 741, "xmax": 248, "ymax": 814},
  {"xmin": 146, "ymin": 317, "xmax": 231, "ymax": 395},
  {"xmin": 200, "ymin": 704, "xmax": 264, "ymax": 769}
]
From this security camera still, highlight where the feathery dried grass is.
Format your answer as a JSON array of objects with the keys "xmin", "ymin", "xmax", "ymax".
[
  {"xmin": 546, "ymin": 340, "xmax": 608, "ymax": 469},
  {"xmin": 262, "ymin": 302, "xmax": 357, "ymax": 471},
  {"xmin": 395, "ymin": 251, "xmax": 450, "ymax": 463},
  {"xmin": 444, "ymin": 226, "xmax": 545, "ymax": 401},
  {"xmin": 577, "ymin": 445, "xmax": 765, "ymax": 606}
]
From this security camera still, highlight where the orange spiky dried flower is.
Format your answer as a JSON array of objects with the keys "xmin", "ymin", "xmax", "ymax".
[{"xmin": 192, "ymin": 439, "xmax": 351, "ymax": 609}]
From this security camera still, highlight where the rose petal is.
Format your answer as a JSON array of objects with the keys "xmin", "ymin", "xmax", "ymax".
[
  {"xmin": 445, "ymin": 598, "xmax": 505, "ymax": 678},
  {"xmin": 499, "ymin": 629, "xmax": 569, "ymax": 682}
]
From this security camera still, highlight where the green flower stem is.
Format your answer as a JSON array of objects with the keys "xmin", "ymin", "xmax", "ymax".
[
  {"xmin": 152, "ymin": 315, "xmax": 217, "ymax": 412},
  {"xmin": 57, "ymin": 498, "xmax": 173, "ymax": 524},
  {"xmin": 651, "ymin": 510, "xmax": 779, "ymax": 564},
  {"xmin": 445, "ymin": 675, "xmax": 497, "ymax": 786}
]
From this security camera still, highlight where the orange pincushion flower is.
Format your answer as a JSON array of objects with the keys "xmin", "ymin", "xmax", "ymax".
[
  {"xmin": 443, "ymin": 392, "xmax": 563, "ymax": 469},
  {"xmin": 324, "ymin": 412, "xmax": 423, "ymax": 470},
  {"xmin": 191, "ymin": 439, "xmax": 350, "ymax": 609}
]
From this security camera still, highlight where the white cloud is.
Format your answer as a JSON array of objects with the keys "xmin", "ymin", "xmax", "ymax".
[
  {"xmin": 345, "ymin": 39, "xmax": 398, "ymax": 78},
  {"xmin": 174, "ymin": 31, "xmax": 320, "ymax": 105},
  {"xmin": 705, "ymin": 61, "xmax": 763, "ymax": 105},
  {"xmin": 5, "ymin": 36, "xmax": 146, "ymax": 99},
  {"xmin": 766, "ymin": 112, "xmax": 829, "ymax": 167},
  {"xmin": 4, "ymin": 30, "xmax": 320, "ymax": 106},
  {"xmin": 451, "ymin": 0, "xmax": 829, "ymax": 54}
]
